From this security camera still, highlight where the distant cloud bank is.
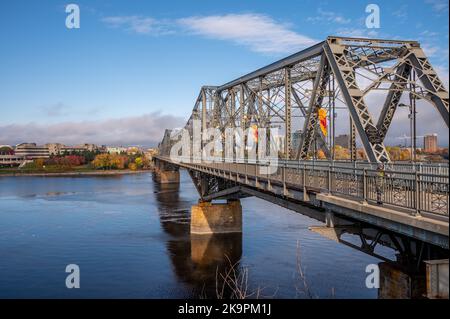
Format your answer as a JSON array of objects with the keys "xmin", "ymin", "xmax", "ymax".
[{"xmin": 0, "ymin": 113, "xmax": 185, "ymax": 147}]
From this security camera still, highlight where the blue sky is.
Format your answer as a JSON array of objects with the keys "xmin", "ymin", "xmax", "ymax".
[{"xmin": 0, "ymin": 0, "xmax": 448, "ymax": 146}]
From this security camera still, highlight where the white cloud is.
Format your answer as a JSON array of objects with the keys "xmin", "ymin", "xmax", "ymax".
[
  {"xmin": 307, "ymin": 8, "xmax": 351, "ymax": 25},
  {"xmin": 420, "ymin": 30, "xmax": 439, "ymax": 38},
  {"xmin": 426, "ymin": 0, "xmax": 449, "ymax": 12},
  {"xmin": 392, "ymin": 5, "xmax": 408, "ymax": 21},
  {"xmin": 102, "ymin": 16, "xmax": 173, "ymax": 35},
  {"xmin": 101, "ymin": 13, "xmax": 317, "ymax": 54},
  {"xmin": 0, "ymin": 113, "xmax": 185, "ymax": 147},
  {"xmin": 178, "ymin": 14, "xmax": 317, "ymax": 54},
  {"xmin": 334, "ymin": 27, "xmax": 379, "ymax": 38},
  {"xmin": 435, "ymin": 65, "xmax": 449, "ymax": 89},
  {"xmin": 422, "ymin": 44, "xmax": 440, "ymax": 57}
]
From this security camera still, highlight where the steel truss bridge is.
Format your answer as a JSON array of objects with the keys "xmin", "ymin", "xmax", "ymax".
[{"xmin": 155, "ymin": 36, "xmax": 449, "ymax": 269}]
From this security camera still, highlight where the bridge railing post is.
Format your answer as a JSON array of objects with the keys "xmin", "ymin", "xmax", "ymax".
[
  {"xmin": 245, "ymin": 160, "xmax": 248, "ymax": 184},
  {"xmin": 414, "ymin": 171, "xmax": 420, "ymax": 216},
  {"xmin": 303, "ymin": 163, "xmax": 307, "ymax": 190},
  {"xmin": 328, "ymin": 164, "xmax": 332, "ymax": 193},
  {"xmin": 363, "ymin": 168, "xmax": 367, "ymax": 203}
]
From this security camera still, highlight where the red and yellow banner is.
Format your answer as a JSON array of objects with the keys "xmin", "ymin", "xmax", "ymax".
[
  {"xmin": 318, "ymin": 108, "xmax": 328, "ymax": 137},
  {"xmin": 250, "ymin": 124, "xmax": 258, "ymax": 143}
]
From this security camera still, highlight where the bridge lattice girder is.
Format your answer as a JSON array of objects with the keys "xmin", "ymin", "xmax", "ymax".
[{"xmin": 160, "ymin": 36, "xmax": 449, "ymax": 163}]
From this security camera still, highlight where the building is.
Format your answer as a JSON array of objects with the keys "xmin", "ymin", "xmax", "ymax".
[
  {"xmin": 60, "ymin": 145, "xmax": 86, "ymax": 154},
  {"xmin": 0, "ymin": 145, "xmax": 24, "ymax": 167},
  {"xmin": 126, "ymin": 146, "xmax": 141, "ymax": 155},
  {"xmin": 11, "ymin": 143, "xmax": 101, "ymax": 160},
  {"xmin": 0, "ymin": 145, "xmax": 14, "ymax": 155},
  {"xmin": 45, "ymin": 143, "xmax": 63, "ymax": 156},
  {"xmin": 424, "ymin": 134, "xmax": 438, "ymax": 153},
  {"xmin": 46, "ymin": 143, "xmax": 100, "ymax": 155},
  {"xmin": 335, "ymin": 134, "xmax": 350, "ymax": 149},
  {"xmin": 0, "ymin": 155, "xmax": 25, "ymax": 167},
  {"xmin": 106, "ymin": 146, "xmax": 127, "ymax": 154},
  {"xmin": 14, "ymin": 143, "xmax": 50, "ymax": 159}
]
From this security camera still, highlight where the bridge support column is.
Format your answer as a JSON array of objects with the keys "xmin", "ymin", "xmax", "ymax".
[
  {"xmin": 155, "ymin": 170, "xmax": 180, "ymax": 184},
  {"xmin": 191, "ymin": 200, "xmax": 242, "ymax": 234},
  {"xmin": 378, "ymin": 262, "xmax": 426, "ymax": 299},
  {"xmin": 424, "ymin": 259, "xmax": 449, "ymax": 299},
  {"xmin": 153, "ymin": 160, "xmax": 180, "ymax": 184}
]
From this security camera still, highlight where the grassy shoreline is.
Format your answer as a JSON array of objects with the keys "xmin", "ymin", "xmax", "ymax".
[{"xmin": 0, "ymin": 168, "xmax": 153, "ymax": 177}]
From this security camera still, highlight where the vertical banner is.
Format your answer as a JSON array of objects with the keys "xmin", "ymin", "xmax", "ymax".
[{"xmin": 318, "ymin": 108, "xmax": 328, "ymax": 137}]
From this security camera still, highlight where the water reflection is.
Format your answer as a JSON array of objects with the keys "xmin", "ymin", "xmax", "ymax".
[{"xmin": 154, "ymin": 182, "xmax": 242, "ymax": 298}]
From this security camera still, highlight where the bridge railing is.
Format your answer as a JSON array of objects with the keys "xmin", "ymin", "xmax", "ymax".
[{"xmin": 158, "ymin": 156, "xmax": 449, "ymax": 218}]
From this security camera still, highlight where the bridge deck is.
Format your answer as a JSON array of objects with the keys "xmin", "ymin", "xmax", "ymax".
[{"xmin": 155, "ymin": 156, "xmax": 449, "ymax": 248}]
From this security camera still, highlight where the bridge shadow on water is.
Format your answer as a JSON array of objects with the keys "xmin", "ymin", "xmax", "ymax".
[{"xmin": 153, "ymin": 181, "xmax": 242, "ymax": 298}]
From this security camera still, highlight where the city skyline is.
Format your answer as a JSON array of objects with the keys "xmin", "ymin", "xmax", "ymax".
[
  {"xmin": 0, "ymin": 0, "xmax": 449, "ymax": 147},
  {"xmin": 1, "ymin": 130, "xmax": 446, "ymax": 150}
]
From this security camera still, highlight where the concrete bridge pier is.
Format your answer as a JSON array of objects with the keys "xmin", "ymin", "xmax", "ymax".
[
  {"xmin": 378, "ymin": 262, "xmax": 426, "ymax": 299},
  {"xmin": 155, "ymin": 170, "xmax": 180, "ymax": 184},
  {"xmin": 153, "ymin": 159, "xmax": 180, "ymax": 184},
  {"xmin": 190, "ymin": 200, "xmax": 242, "ymax": 234}
]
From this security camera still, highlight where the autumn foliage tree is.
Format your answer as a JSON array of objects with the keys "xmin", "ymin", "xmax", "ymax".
[
  {"xmin": 333, "ymin": 145, "xmax": 350, "ymax": 160},
  {"xmin": 386, "ymin": 147, "xmax": 411, "ymax": 161},
  {"xmin": 316, "ymin": 149, "xmax": 326, "ymax": 159},
  {"xmin": 45, "ymin": 155, "xmax": 86, "ymax": 167},
  {"xmin": 133, "ymin": 156, "xmax": 151, "ymax": 169},
  {"xmin": 92, "ymin": 154, "xmax": 128, "ymax": 169},
  {"xmin": 34, "ymin": 158, "xmax": 45, "ymax": 168},
  {"xmin": 357, "ymin": 149, "xmax": 367, "ymax": 160}
]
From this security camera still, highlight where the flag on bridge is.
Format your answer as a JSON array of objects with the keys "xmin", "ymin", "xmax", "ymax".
[
  {"xmin": 250, "ymin": 124, "xmax": 258, "ymax": 143},
  {"xmin": 318, "ymin": 108, "xmax": 328, "ymax": 137}
]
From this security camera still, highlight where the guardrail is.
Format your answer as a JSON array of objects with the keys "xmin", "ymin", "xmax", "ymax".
[{"xmin": 156, "ymin": 156, "xmax": 449, "ymax": 218}]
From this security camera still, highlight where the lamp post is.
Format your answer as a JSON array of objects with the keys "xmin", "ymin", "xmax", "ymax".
[{"xmin": 399, "ymin": 103, "xmax": 417, "ymax": 162}]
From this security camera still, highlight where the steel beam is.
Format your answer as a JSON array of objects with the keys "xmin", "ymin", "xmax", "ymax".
[
  {"xmin": 324, "ymin": 41, "xmax": 390, "ymax": 163},
  {"xmin": 298, "ymin": 53, "xmax": 330, "ymax": 159},
  {"xmin": 285, "ymin": 67, "xmax": 292, "ymax": 159},
  {"xmin": 407, "ymin": 49, "xmax": 449, "ymax": 127},
  {"xmin": 376, "ymin": 63, "xmax": 412, "ymax": 139},
  {"xmin": 218, "ymin": 41, "xmax": 325, "ymax": 92}
]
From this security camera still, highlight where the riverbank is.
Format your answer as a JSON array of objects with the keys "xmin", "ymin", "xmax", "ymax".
[{"xmin": 0, "ymin": 169, "xmax": 153, "ymax": 177}]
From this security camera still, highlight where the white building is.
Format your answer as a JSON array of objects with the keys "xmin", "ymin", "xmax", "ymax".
[
  {"xmin": 15, "ymin": 143, "xmax": 50, "ymax": 159},
  {"xmin": 106, "ymin": 146, "xmax": 127, "ymax": 154}
]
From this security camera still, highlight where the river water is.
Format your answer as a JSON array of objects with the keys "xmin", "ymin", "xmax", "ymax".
[{"xmin": 0, "ymin": 171, "xmax": 386, "ymax": 298}]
